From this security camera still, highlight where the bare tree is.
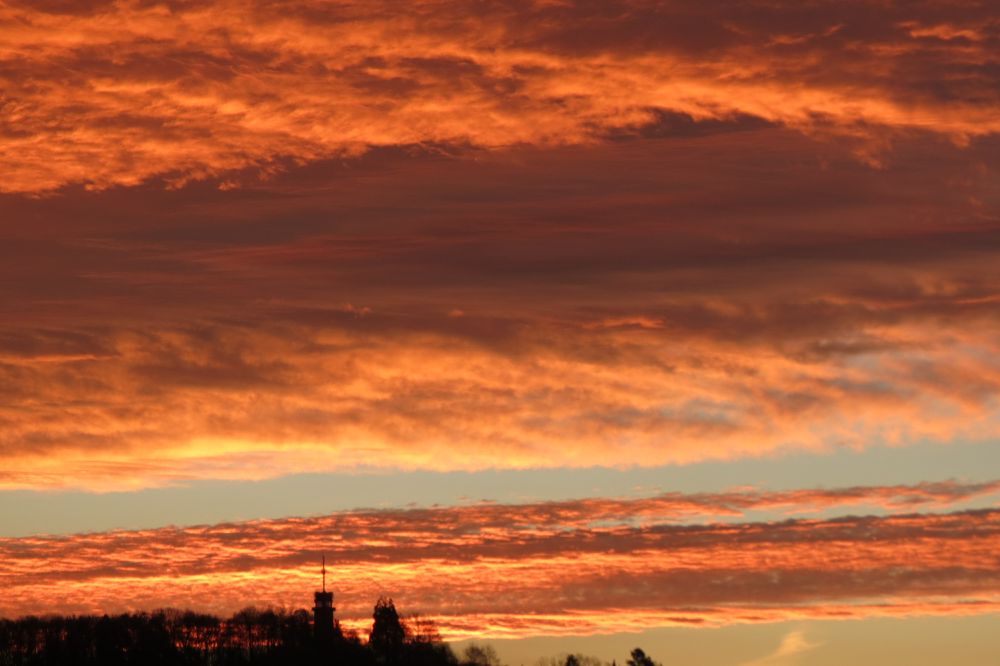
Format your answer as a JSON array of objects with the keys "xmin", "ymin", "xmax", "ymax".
[{"xmin": 463, "ymin": 642, "xmax": 504, "ymax": 666}]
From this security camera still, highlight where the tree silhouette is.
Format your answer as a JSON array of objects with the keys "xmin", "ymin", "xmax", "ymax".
[
  {"xmin": 627, "ymin": 647, "xmax": 659, "ymax": 666},
  {"xmin": 462, "ymin": 643, "xmax": 502, "ymax": 666},
  {"xmin": 0, "ymin": 602, "xmax": 664, "ymax": 666},
  {"xmin": 535, "ymin": 654, "xmax": 602, "ymax": 666},
  {"xmin": 369, "ymin": 597, "xmax": 406, "ymax": 665},
  {"xmin": 0, "ymin": 601, "xmax": 462, "ymax": 666}
]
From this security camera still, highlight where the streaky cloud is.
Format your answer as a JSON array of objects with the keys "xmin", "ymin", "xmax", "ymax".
[{"xmin": 1, "ymin": 483, "xmax": 998, "ymax": 639}]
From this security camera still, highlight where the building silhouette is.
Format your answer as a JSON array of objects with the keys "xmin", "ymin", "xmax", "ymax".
[{"xmin": 313, "ymin": 555, "xmax": 336, "ymax": 639}]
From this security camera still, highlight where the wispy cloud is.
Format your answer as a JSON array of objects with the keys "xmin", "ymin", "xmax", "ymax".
[
  {"xmin": 1, "ymin": 486, "xmax": 998, "ymax": 638},
  {"xmin": 739, "ymin": 630, "xmax": 821, "ymax": 666}
]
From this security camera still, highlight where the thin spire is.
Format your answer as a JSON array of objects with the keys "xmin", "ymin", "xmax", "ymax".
[{"xmin": 322, "ymin": 555, "xmax": 326, "ymax": 592}]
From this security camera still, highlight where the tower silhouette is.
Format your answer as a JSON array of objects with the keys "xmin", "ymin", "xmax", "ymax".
[{"xmin": 314, "ymin": 555, "xmax": 335, "ymax": 639}]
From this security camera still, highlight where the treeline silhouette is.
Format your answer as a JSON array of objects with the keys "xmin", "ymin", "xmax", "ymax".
[
  {"xmin": 0, "ymin": 598, "xmax": 662, "ymax": 666},
  {"xmin": 0, "ymin": 598, "xmax": 442, "ymax": 666}
]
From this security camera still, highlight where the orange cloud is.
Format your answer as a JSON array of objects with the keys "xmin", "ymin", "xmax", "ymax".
[
  {"xmin": 1, "ymin": 489, "xmax": 997, "ymax": 639},
  {"xmin": 2, "ymin": 306, "xmax": 1000, "ymax": 490},
  {"xmin": 1, "ymin": 127, "xmax": 999, "ymax": 490},
  {"xmin": 1, "ymin": 0, "xmax": 999, "ymax": 193}
]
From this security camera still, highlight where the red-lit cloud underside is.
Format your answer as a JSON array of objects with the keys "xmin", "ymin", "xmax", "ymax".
[
  {"xmin": 3, "ymin": 128, "xmax": 1000, "ymax": 489},
  {"xmin": 1, "ymin": 0, "xmax": 999, "ymax": 193},
  {"xmin": 2, "ymin": 482, "xmax": 998, "ymax": 639},
  {"xmin": 1, "ymin": 1, "xmax": 999, "ymax": 490}
]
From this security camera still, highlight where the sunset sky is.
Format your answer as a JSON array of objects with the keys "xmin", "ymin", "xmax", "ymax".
[{"xmin": 1, "ymin": 1, "xmax": 999, "ymax": 664}]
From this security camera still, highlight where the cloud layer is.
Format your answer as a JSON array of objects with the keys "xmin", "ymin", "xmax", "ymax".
[
  {"xmin": 3, "ymin": 3, "xmax": 999, "ymax": 647},
  {"xmin": 2, "ymin": 0, "xmax": 999, "ymax": 192},
  {"xmin": 1, "ymin": 482, "xmax": 998, "ymax": 639},
  {"xmin": 1, "ymin": 0, "xmax": 999, "ymax": 492},
  {"xmin": 2, "ymin": 127, "xmax": 1000, "ymax": 489}
]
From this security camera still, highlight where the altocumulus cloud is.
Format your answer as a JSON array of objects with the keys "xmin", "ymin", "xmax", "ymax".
[
  {"xmin": 1, "ymin": 482, "xmax": 998, "ymax": 638},
  {"xmin": 1, "ymin": 0, "xmax": 999, "ymax": 192}
]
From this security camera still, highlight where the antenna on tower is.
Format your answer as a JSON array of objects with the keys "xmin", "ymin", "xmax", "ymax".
[{"xmin": 313, "ymin": 554, "xmax": 335, "ymax": 639}]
